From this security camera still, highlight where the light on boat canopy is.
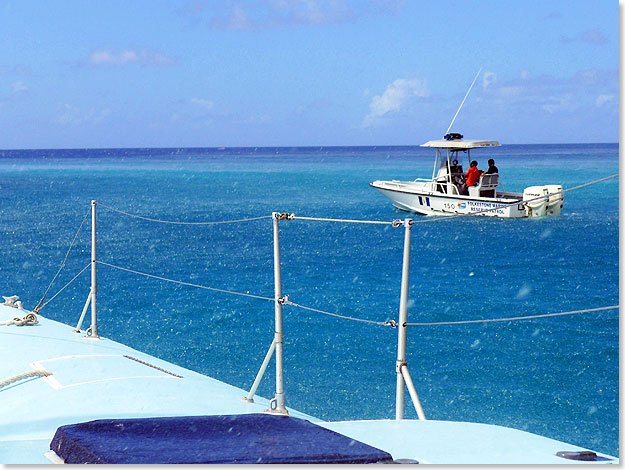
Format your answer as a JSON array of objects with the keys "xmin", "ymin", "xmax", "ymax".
[{"xmin": 420, "ymin": 139, "xmax": 501, "ymax": 149}]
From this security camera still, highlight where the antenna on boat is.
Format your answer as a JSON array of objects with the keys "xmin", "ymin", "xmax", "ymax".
[{"xmin": 445, "ymin": 68, "xmax": 482, "ymax": 136}]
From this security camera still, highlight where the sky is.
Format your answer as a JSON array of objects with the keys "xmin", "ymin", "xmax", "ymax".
[{"xmin": 0, "ymin": 0, "xmax": 619, "ymax": 148}]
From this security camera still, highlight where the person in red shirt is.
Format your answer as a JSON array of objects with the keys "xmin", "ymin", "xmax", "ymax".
[{"xmin": 465, "ymin": 160, "xmax": 483, "ymax": 187}]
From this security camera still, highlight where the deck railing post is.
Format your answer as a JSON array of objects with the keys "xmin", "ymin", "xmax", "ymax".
[
  {"xmin": 395, "ymin": 218, "xmax": 411, "ymax": 419},
  {"xmin": 242, "ymin": 338, "xmax": 277, "ymax": 403},
  {"xmin": 395, "ymin": 217, "xmax": 425, "ymax": 421},
  {"xmin": 270, "ymin": 212, "xmax": 287, "ymax": 414},
  {"xmin": 89, "ymin": 200, "xmax": 99, "ymax": 338}
]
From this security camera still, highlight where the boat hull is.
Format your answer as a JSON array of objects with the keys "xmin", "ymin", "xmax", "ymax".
[{"xmin": 370, "ymin": 181, "xmax": 526, "ymax": 218}]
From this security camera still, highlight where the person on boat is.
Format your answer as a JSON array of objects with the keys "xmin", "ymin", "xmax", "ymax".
[
  {"xmin": 484, "ymin": 158, "xmax": 498, "ymax": 174},
  {"xmin": 464, "ymin": 160, "xmax": 482, "ymax": 187},
  {"xmin": 449, "ymin": 159, "xmax": 464, "ymax": 193},
  {"xmin": 449, "ymin": 159, "xmax": 463, "ymax": 175}
]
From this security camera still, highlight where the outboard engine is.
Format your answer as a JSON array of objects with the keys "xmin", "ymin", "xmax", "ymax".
[
  {"xmin": 545, "ymin": 184, "xmax": 564, "ymax": 216},
  {"xmin": 523, "ymin": 185, "xmax": 564, "ymax": 217}
]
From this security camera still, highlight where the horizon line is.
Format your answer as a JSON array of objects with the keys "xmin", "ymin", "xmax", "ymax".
[{"xmin": 0, "ymin": 142, "xmax": 618, "ymax": 152}]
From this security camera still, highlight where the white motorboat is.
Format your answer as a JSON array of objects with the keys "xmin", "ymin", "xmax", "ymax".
[{"xmin": 370, "ymin": 134, "xmax": 564, "ymax": 218}]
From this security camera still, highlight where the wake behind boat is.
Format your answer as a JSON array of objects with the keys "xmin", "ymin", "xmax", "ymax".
[{"xmin": 370, "ymin": 133, "xmax": 564, "ymax": 218}]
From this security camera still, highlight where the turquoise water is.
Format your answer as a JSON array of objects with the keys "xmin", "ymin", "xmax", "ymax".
[{"xmin": 0, "ymin": 144, "xmax": 618, "ymax": 456}]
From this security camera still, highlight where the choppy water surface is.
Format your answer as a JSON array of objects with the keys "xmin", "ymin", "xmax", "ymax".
[{"xmin": 0, "ymin": 144, "xmax": 618, "ymax": 456}]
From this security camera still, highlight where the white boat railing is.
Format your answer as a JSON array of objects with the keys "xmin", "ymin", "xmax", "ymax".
[
  {"xmin": 269, "ymin": 212, "xmax": 286, "ymax": 414},
  {"xmin": 90, "ymin": 200, "xmax": 98, "ymax": 339},
  {"xmin": 23, "ymin": 172, "xmax": 618, "ymax": 422},
  {"xmin": 59, "ymin": 203, "xmax": 427, "ymax": 420},
  {"xmin": 394, "ymin": 218, "xmax": 426, "ymax": 420}
]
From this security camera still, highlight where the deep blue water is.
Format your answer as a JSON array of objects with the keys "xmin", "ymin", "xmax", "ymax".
[{"xmin": 0, "ymin": 144, "xmax": 618, "ymax": 457}]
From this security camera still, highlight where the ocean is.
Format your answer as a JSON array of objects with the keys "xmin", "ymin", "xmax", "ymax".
[{"xmin": 0, "ymin": 144, "xmax": 619, "ymax": 457}]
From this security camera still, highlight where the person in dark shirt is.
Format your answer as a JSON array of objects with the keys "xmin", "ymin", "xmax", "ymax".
[
  {"xmin": 484, "ymin": 158, "xmax": 498, "ymax": 174},
  {"xmin": 449, "ymin": 159, "xmax": 462, "ymax": 174},
  {"xmin": 449, "ymin": 159, "xmax": 465, "ymax": 193}
]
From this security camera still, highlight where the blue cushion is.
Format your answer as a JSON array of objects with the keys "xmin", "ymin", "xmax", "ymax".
[{"xmin": 50, "ymin": 414, "xmax": 393, "ymax": 464}]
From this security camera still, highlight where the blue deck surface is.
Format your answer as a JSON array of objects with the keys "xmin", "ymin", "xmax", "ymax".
[{"xmin": 0, "ymin": 305, "xmax": 618, "ymax": 464}]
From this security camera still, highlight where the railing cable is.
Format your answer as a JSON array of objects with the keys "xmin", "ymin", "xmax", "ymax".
[
  {"xmin": 280, "ymin": 297, "xmax": 395, "ymax": 326},
  {"xmin": 291, "ymin": 216, "xmax": 393, "ymax": 225},
  {"xmin": 562, "ymin": 174, "xmax": 619, "ymax": 193},
  {"xmin": 405, "ymin": 305, "xmax": 619, "ymax": 326},
  {"xmin": 33, "ymin": 207, "xmax": 91, "ymax": 313},
  {"xmin": 97, "ymin": 261, "xmax": 275, "ymax": 302},
  {"xmin": 98, "ymin": 203, "xmax": 271, "ymax": 225},
  {"xmin": 37, "ymin": 263, "xmax": 91, "ymax": 312},
  {"xmin": 67, "ymin": 260, "xmax": 618, "ymax": 329}
]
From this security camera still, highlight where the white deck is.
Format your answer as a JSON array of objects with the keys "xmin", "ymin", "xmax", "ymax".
[{"xmin": 0, "ymin": 305, "xmax": 617, "ymax": 464}]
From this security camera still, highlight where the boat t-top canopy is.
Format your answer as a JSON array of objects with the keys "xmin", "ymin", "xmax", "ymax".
[{"xmin": 420, "ymin": 139, "xmax": 501, "ymax": 149}]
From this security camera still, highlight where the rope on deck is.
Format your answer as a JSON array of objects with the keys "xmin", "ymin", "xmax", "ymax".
[
  {"xmin": 0, "ymin": 369, "xmax": 51, "ymax": 389},
  {"xmin": 0, "ymin": 312, "xmax": 39, "ymax": 326},
  {"xmin": 98, "ymin": 203, "xmax": 272, "ymax": 225}
]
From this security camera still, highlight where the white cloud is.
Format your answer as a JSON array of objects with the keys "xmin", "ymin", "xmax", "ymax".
[
  {"xmin": 87, "ymin": 49, "xmax": 177, "ymax": 67},
  {"xmin": 190, "ymin": 98, "xmax": 215, "ymax": 110},
  {"xmin": 561, "ymin": 29, "xmax": 609, "ymax": 46},
  {"xmin": 0, "ymin": 65, "xmax": 33, "ymax": 76},
  {"xmin": 541, "ymin": 95, "xmax": 574, "ymax": 114},
  {"xmin": 89, "ymin": 49, "xmax": 137, "ymax": 65},
  {"xmin": 221, "ymin": 4, "xmax": 254, "ymax": 30},
  {"xmin": 207, "ymin": 3, "xmax": 259, "ymax": 30},
  {"xmin": 56, "ymin": 104, "xmax": 111, "ymax": 126},
  {"xmin": 364, "ymin": 78, "xmax": 429, "ymax": 125},
  {"xmin": 482, "ymin": 71, "xmax": 496, "ymax": 89},
  {"xmin": 178, "ymin": 0, "xmax": 208, "ymax": 17},
  {"xmin": 595, "ymin": 94, "xmax": 614, "ymax": 107},
  {"xmin": 206, "ymin": 0, "xmax": 404, "ymax": 30},
  {"xmin": 477, "ymin": 68, "xmax": 617, "ymax": 119},
  {"xmin": 11, "ymin": 80, "xmax": 27, "ymax": 94},
  {"xmin": 268, "ymin": 0, "xmax": 351, "ymax": 25}
]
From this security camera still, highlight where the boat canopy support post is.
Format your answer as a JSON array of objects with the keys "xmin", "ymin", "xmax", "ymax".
[
  {"xmin": 431, "ymin": 149, "xmax": 440, "ymax": 182},
  {"xmin": 88, "ymin": 200, "xmax": 99, "ymax": 339},
  {"xmin": 395, "ymin": 218, "xmax": 426, "ymax": 421}
]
